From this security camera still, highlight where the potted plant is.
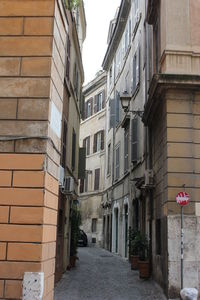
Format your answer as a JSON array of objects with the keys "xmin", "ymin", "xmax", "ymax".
[
  {"xmin": 128, "ymin": 229, "xmax": 140, "ymax": 270},
  {"xmin": 69, "ymin": 204, "xmax": 81, "ymax": 268},
  {"xmin": 138, "ymin": 233, "xmax": 150, "ymax": 279}
]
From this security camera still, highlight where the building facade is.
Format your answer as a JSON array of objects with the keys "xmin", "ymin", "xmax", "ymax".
[
  {"xmin": 144, "ymin": 0, "xmax": 200, "ymax": 298},
  {"xmin": 102, "ymin": 0, "xmax": 148, "ymax": 259},
  {"xmin": 0, "ymin": 0, "xmax": 85, "ymax": 299},
  {"xmin": 79, "ymin": 71, "xmax": 107, "ymax": 246},
  {"xmin": 55, "ymin": 0, "xmax": 86, "ymax": 282}
]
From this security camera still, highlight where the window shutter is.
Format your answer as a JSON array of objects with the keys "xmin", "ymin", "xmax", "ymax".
[
  {"xmin": 78, "ymin": 147, "xmax": 86, "ymax": 179},
  {"xmin": 83, "ymin": 138, "xmax": 86, "ymax": 148},
  {"xmin": 136, "ymin": 46, "xmax": 140, "ymax": 87},
  {"xmin": 115, "ymin": 146, "xmax": 120, "ymax": 180},
  {"xmin": 72, "ymin": 130, "xmax": 76, "ymax": 171},
  {"xmin": 93, "ymin": 133, "xmax": 97, "ymax": 153},
  {"xmin": 115, "ymin": 91, "xmax": 120, "ymax": 125},
  {"xmin": 131, "ymin": 118, "xmax": 138, "ymax": 162},
  {"xmin": 94, "ymin": 168, "xmax": 100, "ymax": 190},
  {"xmin": 90, "ymin": 98, "xmax": 93, "ymax": 116},
  {"xmin": 88, "ymin": 136, "xmax": 90, "ymax": 155},
  {"xmin": 101, "ymin": 130, "xmax": 104, "ymax": 150},
  {"xmin": 133, "ymin": 53, "xmax": 137, "ymax": 93},
  {"xmin": 94, "ymin": 95, "xmax": 97, "ymax": 113},
  {"xmin": 85, "ymin": 102, "xmax": 88, "ymax": 119},
  {"xmin": 109, "ymin": 99, "xmax": 115, "ymax": 128},
  {"xmin": 102, "ymin": 90, "xmax": 105, "ymax": 109}
]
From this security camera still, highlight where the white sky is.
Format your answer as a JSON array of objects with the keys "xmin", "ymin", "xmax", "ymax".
[{"xmin": 82, "ymin": 0, "xmax": 121, "ymax": 84}]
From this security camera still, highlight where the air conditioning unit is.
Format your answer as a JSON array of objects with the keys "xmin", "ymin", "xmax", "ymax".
[
  {"xmin": 144, "ymin": 169, "xmax": 154, "ymax": 187},
  {"xmin": 63, "ymin": 176, "xmax": 74, "ymax": 194},
  {"xmin": 59, "ymin": 166, "xmax": 65, "ymax": 188}
]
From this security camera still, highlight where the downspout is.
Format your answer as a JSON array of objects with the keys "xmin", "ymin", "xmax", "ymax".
[
  {"xmin": 111, "ymin": 59, "xmax": 116, "ymax": 253},
  {"xmin": 145, "ymin": 0, "xmax": 153, "ymax": 276}
]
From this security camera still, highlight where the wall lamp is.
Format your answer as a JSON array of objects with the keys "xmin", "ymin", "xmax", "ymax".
[{"xmin": 120, "ymin": 91, "xmax": 144, "ymax": 118}]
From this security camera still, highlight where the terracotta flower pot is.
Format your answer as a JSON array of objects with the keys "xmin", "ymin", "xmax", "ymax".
[
  {"xmin": 130, "ymin": 255, "xmax": 139, "ymax": 270},
  {"xmin": 138, "ymin": 260, "xmax": 150, "ymax": 279}
]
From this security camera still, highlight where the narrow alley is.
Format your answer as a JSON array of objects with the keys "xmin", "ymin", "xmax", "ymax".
[{"xmin": 54, "ymin": 247, "xmax": 166, "ymax": 300}]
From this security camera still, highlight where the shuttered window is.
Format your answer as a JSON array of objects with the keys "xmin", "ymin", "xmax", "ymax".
[
  {"xmin": 93, "ymin": 130, "xmax": 104, "ymax": 153},
  {"xmin": 115, "ymin": 145, "xmax": 120, "ymax": 180},
  {"xmin": 78, "ymin": 147, "xmax": 86, "ymax": 179},
  {"xmin": 124, "ymin": 126, "xmax": 129, "ymax": 173},
  {"xmin": 66, "ymin": 33, "xmax": 71, "ymax": 80},
  {"xmin": 83, "ymin": 136, "xmax": 90, "ymax": 156},
  {"xmin": 94, "ymin": 168, "xmax": 100, "ymax": 191},
  {"xmin": 109, "ymin": 98, "xmax": 115, "ymax": 129},
  {"xmin": 94, "ymin": 90, "xmax": 106, "ymax": 114},
  {"xmin": 132, "ymin": 46, "xmax": 140, "ymax": 95},
  {"xmin": 115, "ymin": 90, "xmax": 120, "ymax": 125},
  {"xmin": 85, "ymin": 98, "xmax": 93, "ymax": 119},
  {"xmin": 131, "ymin": 118, "xmax": 138, "ymax": 163}
]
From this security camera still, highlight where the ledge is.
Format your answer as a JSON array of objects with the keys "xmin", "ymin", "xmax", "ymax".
[{"xmin": 143, "ymin": 73, "xmax": 200, "ymax": 126}]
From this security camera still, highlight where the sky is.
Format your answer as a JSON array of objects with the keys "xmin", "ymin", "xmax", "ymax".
[{"xmin": 82, "ymin": 0, "xmax": 121, "ymax": 85}]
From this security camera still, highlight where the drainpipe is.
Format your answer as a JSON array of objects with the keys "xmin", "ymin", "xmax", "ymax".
[{"xmin": 145, "ymin": 0, "xmax": 153, "ymax": 276}]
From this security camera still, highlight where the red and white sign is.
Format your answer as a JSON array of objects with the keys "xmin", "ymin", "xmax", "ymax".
[{"xmin": 176, "ymin": 192, "xmax": 190, "ymax": 207}]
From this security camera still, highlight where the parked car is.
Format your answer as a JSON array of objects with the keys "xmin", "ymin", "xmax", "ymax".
[{"xmin": 78, "ymin": 230, "xmax": 88, "ymax": 247}]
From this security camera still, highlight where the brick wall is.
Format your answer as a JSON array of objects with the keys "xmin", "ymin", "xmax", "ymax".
[{"xmin": 0, "ymin": 1, "xmax": 65, "ymax": 299}]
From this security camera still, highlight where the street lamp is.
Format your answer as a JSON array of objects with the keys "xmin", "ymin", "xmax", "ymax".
[{"xmin": 120, "ymin": 91, "xmax": 144, "ymax": 118}]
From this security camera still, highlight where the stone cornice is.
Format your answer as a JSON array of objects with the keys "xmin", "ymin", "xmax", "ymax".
[{"xmin": 143, "ymin": 73, "xmax": 200, "ymax": 126}]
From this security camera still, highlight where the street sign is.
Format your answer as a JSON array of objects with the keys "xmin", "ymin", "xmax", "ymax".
[{"xmin": 176, "ymin": 192, "xmax": 190, "ymax": 207}]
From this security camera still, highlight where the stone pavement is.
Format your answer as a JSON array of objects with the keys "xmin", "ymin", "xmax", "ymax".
[{"xmin": 54, "ymin": 247, "xmax": 167, "ymax": 300}]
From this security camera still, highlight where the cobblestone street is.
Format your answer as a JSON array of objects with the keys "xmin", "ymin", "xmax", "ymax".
[{"xmin": 55, "ymin": 247, "xmax": 167, "ymax": 300}]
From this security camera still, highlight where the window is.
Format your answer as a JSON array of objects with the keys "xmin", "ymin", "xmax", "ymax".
[
  {"xmin": 92, "ymin": 218, "xmax": 97, "ymax": 233},
  {"xmin": 85, "ymin": 98, "xmax": 93, "ymax": 119},
  {"xmin": 61, "ymin": 120, "xmax": 67, "ymax": 168},
  {"xmin": 156, "ymin": 219, "xmax": 161, "ymax": 255},
  {"xmin": 132, "ymin": 46, "xmax": 140, "ymax": 94},
  {"xmin": 83, "ymin": 136, "xmax": 90, "ymax": 156},
  {"xmin": 71, "ymin": 129, "xmax": 76, "ymax": 171},
  {"xmin": 93, "ymin": 130, "xmax": 104, "ymax": 153},
  {"xmin": 124, "ymin": 126, "xmax": 129, "ymax": 173},
  {"xmin": 115, "ymin": 145, "xmax": 120, "ymax": 180},
  {"xmin": 79, "ymin": 171, "xmax": 89, "ymax": 193},
  {"xmin": 94, "ymin": 168, "xmax": 100, "ymax": 190},
  {"xmin": 107, "ymin": 143, "xmax": 111, "ymax": 175},
  {"xmin": 94, "ymin": 90, "xmax": 105, "ymax": 113}
]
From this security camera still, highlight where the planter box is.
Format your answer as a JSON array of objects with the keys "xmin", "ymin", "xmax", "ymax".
[{"xmin": 138, "ymin": 260, "xmax": 150, "ymax": 279}]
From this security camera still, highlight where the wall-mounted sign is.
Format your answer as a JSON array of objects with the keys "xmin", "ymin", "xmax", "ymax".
[{"xmin": 50, "ymin": 102, "xmax": 61, "ymax": 138}]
